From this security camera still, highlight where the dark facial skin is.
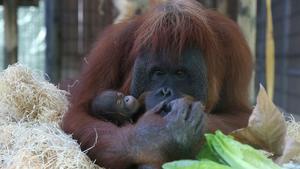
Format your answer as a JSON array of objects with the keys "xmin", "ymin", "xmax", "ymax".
[
  {"xmin": 127, "ymin": 49, "xmax": 208, "ymax": 168},
  {"xmin": 91, "ymin": 90, "xmax": 140, "ymax": 124},
  {"xmin": 131, "ymin": 48, "xmax": 208, "ymax": 110}
]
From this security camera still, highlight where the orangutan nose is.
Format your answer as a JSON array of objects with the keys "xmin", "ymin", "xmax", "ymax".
[{"xmin": 159, "ymin": 87, "xmax": 173, "ymax": 98}]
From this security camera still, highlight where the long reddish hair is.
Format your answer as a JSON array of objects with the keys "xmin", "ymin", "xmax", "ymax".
[{"xmin": 69, "ymin": 0, "xmax": 252, "ymax": 121}]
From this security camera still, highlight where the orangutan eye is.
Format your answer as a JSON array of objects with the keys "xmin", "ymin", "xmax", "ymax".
[
  {"xmin": 150, "ymin": 68, "xmax": 165, "ymax": 80},
  {"xmin": 153, "ymin": 70, "xmax": 165, "ymax": 76},
  {"xmin": 175, "ymin": 70, "xmax": 186, "ymax": 79}
]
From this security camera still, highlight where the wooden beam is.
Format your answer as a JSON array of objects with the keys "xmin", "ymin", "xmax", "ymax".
[
  {"xmin": 0, "ymin": 0, "xmax": 39, "ymax": 6},
  {"xmin": 216, "ymin": 0, "xmax": 238, "ymax": 21},
  {"xmin": 45, "ymin": 0, "xmax": 61, "ymax": 83},
  {"xmin": 3, "ymin": 0, "xmax": 18, "ymax": 67},
  {"xmin": 237, "ymin": 0, "xmax": 257, "ymax": 103}
]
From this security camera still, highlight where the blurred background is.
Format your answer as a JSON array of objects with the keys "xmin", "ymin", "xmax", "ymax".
[{"xmin": 0, "ymin": 0, "xmax": 299, "ymax": 116}]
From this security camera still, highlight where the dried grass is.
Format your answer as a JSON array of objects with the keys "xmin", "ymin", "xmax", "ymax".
[
  {"xmin": 286, "ymin": 115, "xmax": 300, "ymax": 143},
  {"xmin": 0, "ymin": 64, "xmax": 69, "ymax": 123},
  {"xmin": 0, "ymin": 64, "xmax": 103, "ymax": 169},
  {"xmin": 0, "ymin": 123, "xmax": 101, "ymax": 169}
]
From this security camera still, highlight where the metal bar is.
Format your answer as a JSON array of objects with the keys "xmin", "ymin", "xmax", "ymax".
[
  {"xmin": 287, "ymin": 69, "xmax": 300, "ymax": 77},
  {"xmin": 237, "ymin": 0, "xmax": 257, "ymax": 103},
  {"xmin": 255, "ymin": 0, "xmax": 267, "ymax": 87},
  {"xmin": 45, "ymin": 0, "xmax": 61, "ymax": 83},
  {"xmin": 78, "ymin": 0, "xmax": 84, "ymax": 55},
  {"xmin": 3, "ymin": 0, "xmax": 18, "ymax": 68},
  {"xmin": 0, "ymin": 0, "xmax": 38, "ymax": 6},
  {"xmin": 279, "ymin": 0, "xmax": 290, "ymax": 109}
]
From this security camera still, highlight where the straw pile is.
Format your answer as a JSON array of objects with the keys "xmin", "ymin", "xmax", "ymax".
[
  {"xmin": 286, "ymin": 115, "xmax": 300, "ymax": 143},
  {"xmin": 0, "ymin": 64, "xmax": 102, "ymax": 169}
]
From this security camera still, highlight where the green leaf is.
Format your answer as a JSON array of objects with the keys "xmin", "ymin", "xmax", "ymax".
[
  {"xmin": 163, "ymin": 130, "xmax": 283, "ymax": 169},
  {"xmin": 162, "ymin": 159, "xmax": 232, "ymax": 169},
  {"xmin": 196, "ymin": 142, "xmax": 227, "ymax": 164},
  {"xmin": 208, "ymin": 130, "xmax": 282, "ymax": 169}
]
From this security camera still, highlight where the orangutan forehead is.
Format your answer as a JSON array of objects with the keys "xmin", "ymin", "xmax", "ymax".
[{"xmin": 138, "ymin": 48, "xmax": 205, "ymax": 71}]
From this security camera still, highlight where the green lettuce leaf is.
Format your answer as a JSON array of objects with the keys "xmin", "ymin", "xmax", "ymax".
[
  {"xmin": 196, "ymin": 142, "xmax": 226, "ymax": 164},
  {"xmin": 201, "ymin": 130, "xmax": 282, "ymax": 169},
  {"xmin": 162, "ymin": 159, "xmax": 233, "ymax": 169},
  {"xmin": 163, "ymin": 130, "xmax": 283, "ymax": 169}
]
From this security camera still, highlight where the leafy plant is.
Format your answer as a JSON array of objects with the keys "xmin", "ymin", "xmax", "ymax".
[{"xmin": 163, "ymin": 130, "xmax": 282, "ymax": 169}]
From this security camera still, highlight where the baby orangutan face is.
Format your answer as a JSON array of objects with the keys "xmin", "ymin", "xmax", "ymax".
[
  {"xmin": 91, "ymin": 90, "xmax": 140, "ymax": 124},
  {"xmin": 113, "ymin": 91, "xmax": 140, "ymax": 116}
]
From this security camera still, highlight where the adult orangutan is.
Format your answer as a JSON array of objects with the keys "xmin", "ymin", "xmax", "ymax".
[{"xmin": 62, "ymin": 0, "xmax": 253, "ymax": 169}]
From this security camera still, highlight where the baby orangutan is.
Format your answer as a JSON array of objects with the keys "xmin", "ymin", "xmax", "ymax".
[{"xmin": 91, "ymin": 90, "xmax": 141, "ymax": 125}]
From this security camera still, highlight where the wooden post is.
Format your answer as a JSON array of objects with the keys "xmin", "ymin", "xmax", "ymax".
[
  {"xmin": 3, "ymin": 0, "xmax": 18, "ymax": 68},
  {"xmin": 45, "ymin": 0, "xmax": 61, "ymax": 83},
  {"xmin": 0, "ymin": 0, "xmax": 39, "ymax": 6},
  {"xmin": 237, "ymin": 0, "xmax": 257, "ymax": 103}
]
